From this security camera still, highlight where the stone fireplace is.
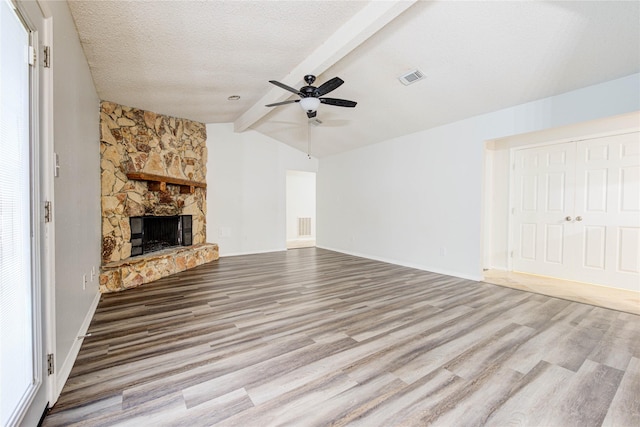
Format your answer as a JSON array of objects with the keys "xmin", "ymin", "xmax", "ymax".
[{"xmin": 99, "ymin": 101, "xmax": 218, "ymax": 292}]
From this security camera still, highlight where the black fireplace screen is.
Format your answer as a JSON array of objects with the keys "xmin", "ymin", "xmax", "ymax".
[{"xmin": 130, "ymin": 215, "xmax": 192, "ymax": 256}]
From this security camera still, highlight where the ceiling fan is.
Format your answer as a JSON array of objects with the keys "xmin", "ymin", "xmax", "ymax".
[{"xmin": 265, "ymin": 75, "xmax": 357, "ymax": 118}]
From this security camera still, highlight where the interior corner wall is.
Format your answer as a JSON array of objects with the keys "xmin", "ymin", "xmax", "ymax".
[
  {"xmin": 206, "ymin": 123, "xmax": 318, "ymax": 256},
  {"xmin": 49, "ymin": 0, "xmax": 101, "ymax": 384},
  {"xmin": 317, "ymin": 73, "xmax": 640, "ymax": 281}
]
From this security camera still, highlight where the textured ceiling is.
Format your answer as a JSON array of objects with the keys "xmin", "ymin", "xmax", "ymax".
[
  {"xmin": 68, "ymin": 0, "xmax": 640, "ymax": 158},
  {"xmin": 68, "ymin": 0, "xmax": 367, "ymax": 124}
]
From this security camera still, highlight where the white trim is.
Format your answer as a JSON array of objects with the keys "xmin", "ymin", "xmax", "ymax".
[
  {"xmin": 485, "ymin": 266, "xmax": 508, "ymax": 272},
  {"xmin": 55, "ymin": 291, "xmax": 100, "ymax": 398},
  {"xmin": 28, "ymin": 21, "xmax": 43, "ymax": 410},
  {"xmin": 506, "ymin": 128, "xmax": 639, "ymax": 159},
  {"xmin": 221, "ymin": 248, "xmax": 287, "ymax": 258},
  {"xmin": 506, "ymin": 147, "xmax": 516, "ymax": 272},
  {"xmin": 316, "ymin": 245, "xmax": 484, "ymax": 282},
  {"xmin": 35, "ymin": 0, "xmax": 52, "ymax": 19},
  {"xmin": 38, "ymin": 10, "xmax": 57, "ymax": 406}
]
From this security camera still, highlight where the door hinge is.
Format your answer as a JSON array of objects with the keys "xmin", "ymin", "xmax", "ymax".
[
  {"xmin": 510, "ymin": 251, "xmax": 514, "ymax": 258},
  {"xmin": 44, "ymin": 201, "xmax": 52, "ymax": 223},
  {"xmin": 43, "ymin": 45, "xmax": 51, "ymax": 68},
  {"xmin": 47, "ymin": 353, "xmax": 54, "ymax": 376}
]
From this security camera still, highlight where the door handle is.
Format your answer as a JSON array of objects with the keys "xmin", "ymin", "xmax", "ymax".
[
  {"xmin": 575, "ymin": 216, "xmax": 582, "ymax": 222},
  {"xmin": 565, "ymin": 216, "xmax": 572, "ymax": 221}
]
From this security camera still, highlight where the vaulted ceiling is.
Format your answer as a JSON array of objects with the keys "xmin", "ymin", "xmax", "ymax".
[{"xmin": 67, "ymin": 0, "xmax": 639, "ymax": 157}]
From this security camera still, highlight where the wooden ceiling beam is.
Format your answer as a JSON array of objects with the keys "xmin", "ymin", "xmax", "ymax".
[{"xmin": 233, "ymin": 0, "xmax": 417, "ymax": 133}]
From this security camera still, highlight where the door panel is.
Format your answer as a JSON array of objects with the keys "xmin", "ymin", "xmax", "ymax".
[
  {"xmin": 620, "ymin": 166, "xmax": 639, "ymax": 212},
  {"xmin": 512, "ymin": 132, "xmax": 640, "ymax": 291},
  {"xmin": 582, "ymin": 226, "xmax": 606, "ymax": 270},
  {"xmin": 544, "ymin": 224, "xmax": 564, "ymax": 264},
  {"xmin": 618, "ymin": 227, "xmax": 639, "ymax": 274},
  {"xmin": 584, "ymin": 169, "xmax": 607, "ymax": 212},
  {"xmin": 512, "ymin": 142, "xmax": 575, "ymax": 278},
  {"xmin": 574, "ymin": 133, "xmax": 640, "ymax": 290},
  {"xmin": 546, "ymin": 172, "xmax": 566, "ymax": 211},
  {"xmin": 520, "ymin": 223, "xmax": 537, "ymax": 260},
  {"xmin": 521, "ymin": 175, "xmax": 538, "ymax": 211}
]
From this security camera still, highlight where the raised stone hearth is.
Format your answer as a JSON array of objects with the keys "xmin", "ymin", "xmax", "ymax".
[{"xmin": 100, "ymin": 243, "xmax": 219, "ymax": 293}]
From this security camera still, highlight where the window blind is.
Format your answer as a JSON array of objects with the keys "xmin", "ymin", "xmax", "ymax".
[{"xmin": 0, "ymin": 0, "xmax": 34, "ymax": 425}]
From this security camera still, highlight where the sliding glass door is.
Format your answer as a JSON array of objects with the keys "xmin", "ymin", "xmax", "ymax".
[{"xmin": 0, "ymin": 1, "xmax": 40, "ymax": 425}]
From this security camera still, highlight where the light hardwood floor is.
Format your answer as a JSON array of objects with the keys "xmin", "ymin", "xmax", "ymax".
[
  {"xmin": 286, "ymin": 239, "xmax": 316, "ymax": 249},
  {"xmin": 44, "ymin": 248, "xmax": 640, "ymax": 426},
  {"xmin": 483, "ymin": 270, "xmax": 640, "ymax": 316}
]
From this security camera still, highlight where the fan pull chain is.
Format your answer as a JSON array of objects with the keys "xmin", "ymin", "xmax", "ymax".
[{"xmin": 307, "ymin": 121, "xmax": 311, "ymax": 159}]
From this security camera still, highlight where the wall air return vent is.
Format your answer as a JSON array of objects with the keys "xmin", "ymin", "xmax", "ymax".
[{"xmin": 398, "ymin": 69, "xmax": 425, "ymax": 86}]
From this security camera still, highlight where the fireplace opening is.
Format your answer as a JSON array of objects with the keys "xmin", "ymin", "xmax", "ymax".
[{"xmin": 130, "ymin": 215, "xmax": 192, "ymax": 257}]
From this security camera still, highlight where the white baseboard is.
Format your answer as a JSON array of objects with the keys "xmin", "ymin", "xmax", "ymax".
[
  {"xmin": 316, "ymin": 245, "xmax": 483, "ymax": 282},
  {"xmin": 220, "ymin": 248, "xmax": 287, "ymax": 257},
  {"xmin": 55, "ymin": 291, "xmax": 101, "ymax": 399}
]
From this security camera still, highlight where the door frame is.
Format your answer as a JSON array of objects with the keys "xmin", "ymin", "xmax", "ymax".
[
  {"xmin": 12, "ymin": 0, "xmax": 57, "ymax": 420},
  {"xmin": 285, "ymin": 170, "xmax": 317, "ymax": 249},
  {"xmin": 36, "ymin": 0, "xmax": 57, "ymax": 406},
  {"xmin": 506, "ymin": 128, "xmax": 639, "ymax": 277}
]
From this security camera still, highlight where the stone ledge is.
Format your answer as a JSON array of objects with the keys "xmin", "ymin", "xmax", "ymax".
[{"xmin": 99, "ymin": 243, "xmax": 219, "ymax": 293}]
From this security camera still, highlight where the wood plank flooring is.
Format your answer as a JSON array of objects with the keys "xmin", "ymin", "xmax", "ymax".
[
  {"xmin": 44, "ymin": 248, "xmax": 640, "ymax": 426},
  {"xmin": 483, "ymin": 269, "xmax": 640, "ymax": 315}
]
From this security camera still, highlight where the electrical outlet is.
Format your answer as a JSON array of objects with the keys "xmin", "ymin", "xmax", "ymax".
[
  {"xmin": 82, "ymin": 274, "xmax": 87, "ymax": 290},
  {"xmin": 440, "ymin": 247, "xmax": 447, "ymax": 256},
  {"xmin": 90, "ymin": 266, "xmax": 96, "ymax": 281}
]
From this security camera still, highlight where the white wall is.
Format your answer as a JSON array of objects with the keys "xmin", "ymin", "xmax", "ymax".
[
  {"xmin": 49, "ymin": 0, "xmax": 101, "ymax": 396},
  {"xmin": 286, "ymin": 171, "xmax": 316, "ymax": 242},
  {"xmin": 317, "ymin": 74, "xmax": 640, "ymax": 282},
  {"xmin": 206, "ymin": 123, "xmax": 318, "ymax": 256}
]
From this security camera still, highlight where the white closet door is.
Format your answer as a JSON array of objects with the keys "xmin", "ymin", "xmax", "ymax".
[
  {"xmin": 512, "ymin": 142, "xmax": 576, "ymax": 278},
  {"xmin": 573, "ymin": 133, "xmax": 640, "ymax": 290},
  {"xmin": 511, "ymin": 133, "xmax": 640, "ymax": 292}
]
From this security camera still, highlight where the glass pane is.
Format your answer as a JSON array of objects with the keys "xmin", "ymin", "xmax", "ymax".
[{"xmin": 0, "ymin": 0, "xmax": 34, "ymax": 425}]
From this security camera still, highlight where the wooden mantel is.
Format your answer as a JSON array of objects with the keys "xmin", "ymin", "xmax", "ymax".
[{"xmin": 126, "ymin": 172, "xmax": 206, "ymax": 194}]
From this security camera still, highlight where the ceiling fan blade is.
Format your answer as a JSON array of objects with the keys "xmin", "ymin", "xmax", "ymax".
[
  {"xmin": 306, "ymin": 110, "xmax": 317, "ymax": 119},
  {"xmin": 314, "ymin": 77, "xmax": 344, "ymax": 97},
  {"xmin": 265, "ymin": 99, "xmax": 300, "ymax": 107},
  {"xmin": 320, "ymin": 97, "xmax": 357, "ymax": 108},
  {"xmin": 269, "ymin": 80, "xmax": 303, "ymax": 96}
]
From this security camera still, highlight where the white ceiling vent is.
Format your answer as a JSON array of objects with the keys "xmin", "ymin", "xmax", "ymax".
[{"xmin": 398, "ymin": 69, "xmax": 425, "ymax": 85}]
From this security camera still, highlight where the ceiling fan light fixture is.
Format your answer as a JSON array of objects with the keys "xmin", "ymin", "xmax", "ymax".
[{"xmin": 299, "ymin": 97, "xmax": 320, "ymax": 112}]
